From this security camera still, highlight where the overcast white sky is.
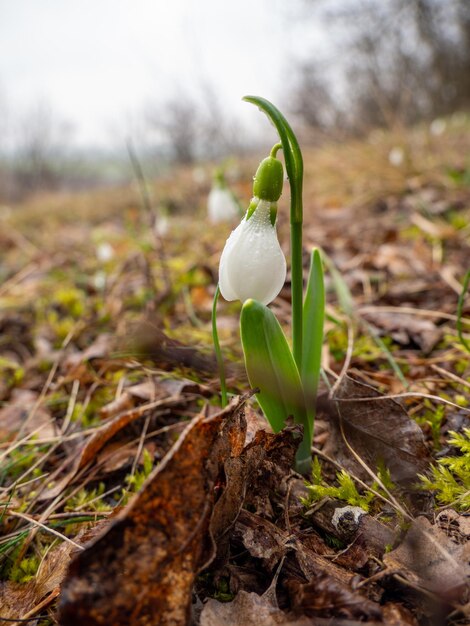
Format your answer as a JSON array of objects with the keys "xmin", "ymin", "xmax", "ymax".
[{"xmin": 0, "ymin": 0, "xmax": 328, "ymax": 149}]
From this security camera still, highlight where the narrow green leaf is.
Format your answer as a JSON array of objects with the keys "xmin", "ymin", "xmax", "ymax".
[
  {"xmin": 302, "ymin": 248, "xmax": 325, "ymax": 429},
  {"xmin": 240, "ymin": 299, "xmax": 308, "ymax": 438},
  {"xmin": 321, "ymin": 251, "xmax": 355, "ymax": 317},
  {"xmin": 457, "ymin": 269, "xmax": 470, "ymax": 354}
]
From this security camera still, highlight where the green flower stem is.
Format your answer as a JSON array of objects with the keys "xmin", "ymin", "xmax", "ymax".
[
  {"xmin": 270, "ymin": 142, "xmax": 282, "ymax": 158},
  {"xmin": 243, "ymin": 95, "xmax": 304, "ymax": 370},
  {"xmin": 212, "ymin": 284, "xmax": 228, "ymax": 407},
  {"xmin": 244, "ymin": 96, "xmax": 309, "ymax": 472},
  {"xmin": 291, "ymin": 221, "xmax": 303, "ymax": 370}
]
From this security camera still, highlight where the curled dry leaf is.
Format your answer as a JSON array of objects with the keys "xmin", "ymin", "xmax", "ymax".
[
  {"xmin": 361, "ymin": 310, "xmax": 442, "ymax": 354},
  {"xmin": 0, "ymin": 388, "xmax": 55, "ymax": 439},
  {"xmin": 0, "ymin": 542, "xmax": 75, "ymax": 621},
  {"xmin": 236, "ymin": 509, "xmax": 353, "ymax": 586},
  {"xmin": 58, "ymin": 397, "xmax": 247, "ymax": 626},
  {"xmin": 242, "ymin": 426, "xmax": 301, "ymax": 519},
  {"xmin": 39, "ymin": 393, "xmax": 187, "ymax": 501},
  {"xmin": 120, "ymin": 319, "xmax": 217, "ymax": 373},
  {"xmin": 288, "ymin": 577, "xmax": 383, "ymax": 621},
  {"xmin": 325, "ymin": 374, "xmax": 430, "ymax": 484},
  {"xmin": 63, "ymin": 332, "xmax": 114, "ymax": 372},
  {"xmin": 436, "ymin": 508, "xmax": 470, "ymax": 542},
  {"xmin": 200, "ymin": 589, "xmax": 313, "ymax": 626},
  {"xmin": 383, "ymin": 516, "xmax": 470, "ymax": 598}
]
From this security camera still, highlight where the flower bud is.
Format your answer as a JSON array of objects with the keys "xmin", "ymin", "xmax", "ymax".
[{"xmin": 252, "ymin": 154, "xmax": 283, "ymax": 202}]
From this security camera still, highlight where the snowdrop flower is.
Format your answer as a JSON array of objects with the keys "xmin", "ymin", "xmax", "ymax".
[
  {"xmin": 96, "ymin": 242, "xmax": 114, "ymax": 262},
  {"xmin": 430, "ymin": 118, "xmax": 446, "ymax": 136},
  {"xmin": 219, "ymin": 147, "xmax": 286, "ymax": 305},
  {"xmin": 207, "ymin": 170, "xmax": 240, "ymax": 223},
  {"xmin": 388, "ymin": 146, "xmax": 404, "ymax": 167},
  {"xmin": 154, "ymin": 211, "xmax": 169, "ymax": 237}
]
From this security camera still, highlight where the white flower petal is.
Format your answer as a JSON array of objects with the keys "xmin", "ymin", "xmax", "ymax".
[
  {"xmin": 218, "ymin": 200, "xmax": 286, "ymax": 305},
  {"xmin": 219, "ymin": 220, "xmax": 245, "ymax": 301}
]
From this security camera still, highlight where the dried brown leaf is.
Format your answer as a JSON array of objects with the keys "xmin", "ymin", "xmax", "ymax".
[
  {"xmin": 288, "ymin": 577, "xmax": 382, "ymax": 621},
  {"xmin": 58, "ymin": 397, "xmax": 247, "ymax": 626},
  {"xmin": 384, "ymin": 516, "xmax": 470, "ymax": 596},
  {"xmin": 125, "ymin": 376, "xmax": 211, "ymax": 402},
  {"xmin": 236, "ymin": 510, "xmax": 353, "ymax": 586},
  {"xmin": 326, "ymin": 375, "xmax": 430, "ymax": 484},
  {"xmin": 121, "ymin": 320, "xmax": 217, "ymax": 373},
  {"xmin": 0, "ymin": 542, "xmax": 75, "ymax": 620},
  {"xmin": 0, "ymin": 388, "xmax": 55, "ymax": 439},
  {"xmin": 63, "ymin": 333, "xmax": 114, "ymax": 372},
  {"xmin": 361, "ymin": 310, "xmax": 442, "ymax": 354},
  {"xmin": 39, "ymin": 393, "xmax": 185, "ymax": 500},
  {"xmin": 200, "ymin": 590, "xmax": 312, "ymax": 626}
]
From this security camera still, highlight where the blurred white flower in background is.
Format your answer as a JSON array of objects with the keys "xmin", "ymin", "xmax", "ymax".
[
  {"xmin": 93, "ymin": 270, "xmax": 107, "ymax": 290},
  {"xmin": 207, "ymin": 169, "xmax": 240, "ymax": 223},
  {"xmin": 153, "ymin": 209, "xmax": 170, "ymax": 237},
  {"xmin": 96, "ymin": 242, "xmax": 114, "ymax": 262},
  {"xmin": 219, "ymin": 199, "xmax": 286, "ymax": 305},
  {"xmin": 430, "ymin": 118, "xmax": 446, "ymax": 136},
  {"xmin": 388, "ymin": 146, "xmax": 404, "ymax": 167}
]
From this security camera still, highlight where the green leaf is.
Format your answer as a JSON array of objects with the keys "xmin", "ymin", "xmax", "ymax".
[
  {"xmin": 240, "ymin": 299, "xmax": 307, "ymax": 438},
  {"xmin": 321, "ymin": 251, "xmax": 355, "ymax": 317},
  {"xmin": 457, "ymin": 269, "xmax": 470, "ymax": 354},
  {"xmin": 302, "ymin": 248, "xmax": 325, "ymax": 429}
]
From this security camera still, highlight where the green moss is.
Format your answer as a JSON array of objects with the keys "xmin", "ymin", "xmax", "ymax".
[
  {"xmin": 213, "ymin": 577, "xmax": 235, "ymax": 602},
  {"xmin": 420, "ymin": 428, "xmax": 470, "ymax": 510},
  {"xmin": 9, "ymin": 555, "xmax": 40, "ymax": 583},
  {"xmin": 455, "ymin": 394, "xmax": 469, "ymax": 408},
  {"xmin": 0, "ymin": 357, "xmax": 24, "ymax": 387},
  {"xmin": 52, "ymin": 287, "xmax": 86, "ymax": 319},
  {"xmin": 65, "ymin": 483, "xmax": 111, "ymax": 513},
  {"xmin": 446, "ymin": 210, "xmax": 468, "ymax": 230},
  {"xmin": 121, "ymin": 448, "xmax": 155, "ymax": 504},
  {"xmin": 415, "ymin": 403, "xmax": 445, "ymax": 449},
  {"xmin": 45, "ymin": 310, "xmax": 76, "ymax": 345},
  {"xmin": 0, "ymin": 445, "xmax": 49, "ymax": 487},
  {"xmin": 303, "ymin": 460, "xmax": 375, "ymax": 512},
  {"xmin": 353, "ymin": 333, "xmax": 397, "ymax": 363},
  {"xmin": 326, "ymin": 326, "xmax": 348, "ymax": 362},
  {"xmin": 303, "ymin": 458, "xmax": 398, "ymax": 514}
]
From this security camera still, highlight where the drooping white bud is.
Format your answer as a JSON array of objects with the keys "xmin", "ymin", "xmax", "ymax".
[
  {"xmin": 208, "ymin": 187, "xmax": 239, "ymax": 223},
  {"xmin": 219, "ymin": 199, "xmax": 286, "ymax": 305}
]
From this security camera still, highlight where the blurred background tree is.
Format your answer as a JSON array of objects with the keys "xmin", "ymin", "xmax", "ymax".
[
  {"xmin": 290, "ymin": 0, "xmax": 470, "ymax": 134},
  {"xmin": 0, "ymin": 0, "xmax": 469, "ymax": 200}
]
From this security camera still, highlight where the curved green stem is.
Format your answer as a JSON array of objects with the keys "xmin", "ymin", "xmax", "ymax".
[
  {"xmin": 212, "ymin": 284, "xmax": 228, "ymax": 407},
  {"xmin": 243, "ymin": 96, "xmax": 304, "ymax": 370},
  {"xmin": 270, "ymin": 142, "xmax": 282, "ymax": 158}
]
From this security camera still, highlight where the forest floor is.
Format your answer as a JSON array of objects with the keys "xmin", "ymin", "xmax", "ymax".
[{"xmin": 1, "ymin": 114, "xmax": 470, "ymax": 625}]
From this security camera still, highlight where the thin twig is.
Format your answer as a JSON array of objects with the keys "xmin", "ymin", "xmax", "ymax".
[{"xmin": 7, "ymin": 511, "xmax": 84, "ymax": 550}]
